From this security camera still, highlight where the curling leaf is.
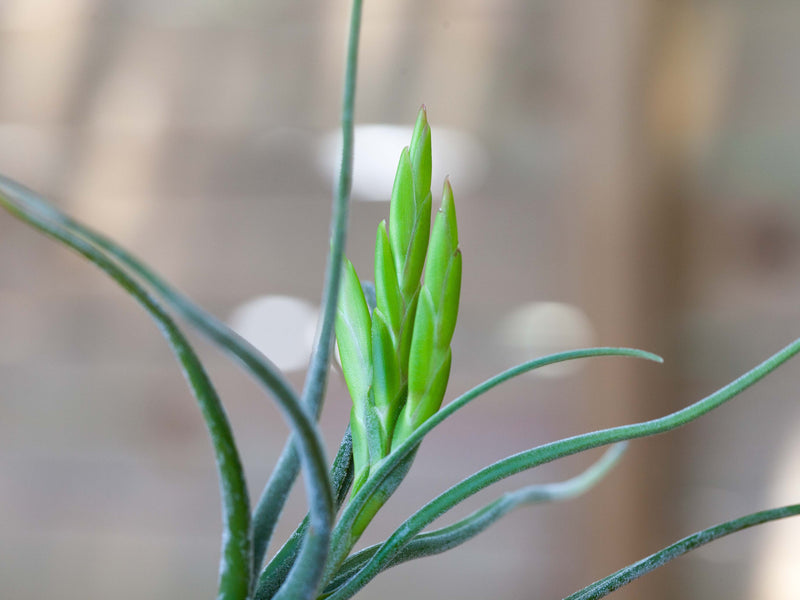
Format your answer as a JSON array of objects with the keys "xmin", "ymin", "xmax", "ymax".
[
  {"xmin": 0, "ymin": 188, "xmax": 253, "ymax": 600},
  {"xmin": 564, "ymin": 504, "xmax": 800, "ymax": 600},
  {"xmin": 326, "ymin": 337, "xmax": 800, "ymax": 600}
]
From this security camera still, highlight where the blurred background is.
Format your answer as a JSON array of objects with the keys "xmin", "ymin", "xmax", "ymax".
[{"xmin": 2, "ymin": 0, "xmax": 800, "ymax": 598}]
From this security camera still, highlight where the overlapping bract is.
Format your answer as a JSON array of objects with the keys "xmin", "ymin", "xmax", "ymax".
[{"xmin": 335, "ymin": 108, "xmax": 461, "ymax": 492}]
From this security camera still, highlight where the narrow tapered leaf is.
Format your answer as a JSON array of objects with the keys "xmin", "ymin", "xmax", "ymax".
[
  {"xmin": 563, "ymin": 504, "xmax": 800, "ymax": 600},
  {"xmin": 271, "ymin": 0, "xmax": 365, "ymax": 596},
  {"xmin": 326, "ymin": 338, "xmax": 800, "ymax": 600},
  {"xmin": 326, "ymin": 347, "xmax": 663, "ymax": 578},
  {"xmin": 0, "ymin": 190, "xmax": 252, "ymax": 600},
  {"xmin": 324, "ymin": 443, "xmax": 627, "ymax": 596},
  {"xmin": 0, "ymin": 173, "xmax": 320, "ymax": 573}
]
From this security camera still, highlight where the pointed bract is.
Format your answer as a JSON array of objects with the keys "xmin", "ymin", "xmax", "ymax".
[
  {"xmin": 410, "ymin": 107, "xmax": 432, "ymax": 205},
  {"xmin": 371, "ymin": 309, "xmax": 401, "ymax": 416},
  {"xmin": 392, "ymin": 348, "xmax": 451, "ymax": 449},
  {"xmin": 407, "ymin": 288, "xmax": 437, "ymax": 399},
  {"xmin": 389, "ymin": 148, "xmax": 416, "ymax": 278},
  {"xmin": 397, "ymin": 289, "xmax": 419, "ymax": 382},
  {"xmin": 415, "ymin": 349, "xmax": 452, "ymax": 426},
  {"xmin": 425, "ymin": 179, "xmax": 459, "ymax": 310},
  {"xmin": 400, "ymin": 193, "xmax": 431, "ymax": 298},
  {"xmin": 349, "ymin": 405, "xmax": 371, "ymax": 494},
  {"xmin": 335, "ymin": 258, "xmax": 372, "ymax": 404},
  {"xmin": 375, "ymin": 221, "xmax": 403, "ymax": 336},
  {"xmin": 437, "ymin": 250, "xmax": 462, "ymax": 347}
]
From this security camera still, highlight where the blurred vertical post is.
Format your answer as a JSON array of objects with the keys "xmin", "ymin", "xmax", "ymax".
[{"xmin": 557, "ymin": 0, "xmax": 726, "ymax": 597}]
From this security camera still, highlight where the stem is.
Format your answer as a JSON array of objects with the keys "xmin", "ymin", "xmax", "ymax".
[{"xmin": 269, "ymin": 1, "xmax": 364, "ymax": 598}]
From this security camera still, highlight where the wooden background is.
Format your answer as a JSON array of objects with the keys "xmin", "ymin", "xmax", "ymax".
[{"xmin": 1, "ymin": 1, "xmax": 800, "ymax": 598}]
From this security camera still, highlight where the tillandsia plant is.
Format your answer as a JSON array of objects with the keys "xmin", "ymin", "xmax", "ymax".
[{"xmin": 1, "ymin": 1, "xmax": 800, "ymax": 599}]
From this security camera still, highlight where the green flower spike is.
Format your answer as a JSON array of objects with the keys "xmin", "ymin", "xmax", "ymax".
[
  {"xmin": 336, "ymin": 107, "xmax": 443, "ymax": 497},
  {"xmin": 392, "ymin": 178, "xmax": 461, "ymax": 449}
]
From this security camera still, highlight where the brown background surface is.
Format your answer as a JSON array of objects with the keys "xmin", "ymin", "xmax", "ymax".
[{"xmin": 2, "ymin": 1, "xmax": 800, "ymax": 599}]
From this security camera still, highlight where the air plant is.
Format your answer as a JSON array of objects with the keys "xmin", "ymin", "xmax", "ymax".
[{"xmin": 1, "ymin": 1, "xmax": 799, "ymax": 599}]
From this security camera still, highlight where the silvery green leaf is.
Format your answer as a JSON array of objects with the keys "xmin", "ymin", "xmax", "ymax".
[{"xmin": 564, "ymin": 504, "xmax": 800, "ymax": 600}]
